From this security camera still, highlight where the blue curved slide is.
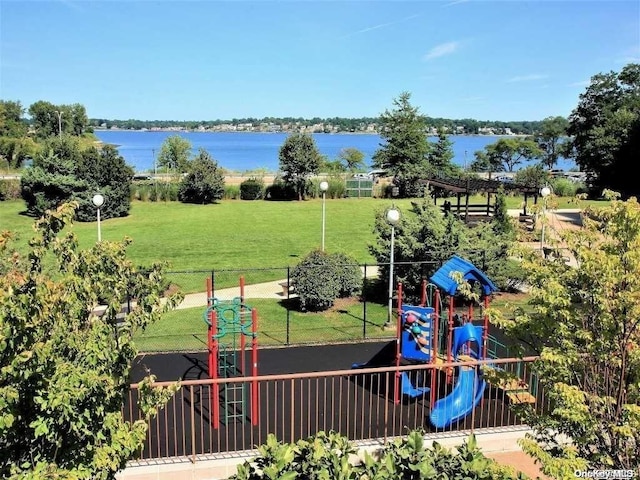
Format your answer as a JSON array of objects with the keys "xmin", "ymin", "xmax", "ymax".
[{"xmin": 430, "ymin": 323, "xmax": 486, "ymax": 429}]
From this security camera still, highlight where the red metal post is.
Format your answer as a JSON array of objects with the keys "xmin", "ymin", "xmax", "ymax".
[
  {"xmin": 251, "ymin": 308, "xmax": 259, "ymax": 426},
  {"xmin": 447, "ymin": 295, "xmax": 454, "ymax": 383},
  {"xmin": 431, "ymin": 288, "xmax": 440, "ymax": 409}
]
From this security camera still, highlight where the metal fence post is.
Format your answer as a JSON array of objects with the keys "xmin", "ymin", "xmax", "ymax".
[
  {"xmin": 286, "ymin": 266, "xmax": 290, "ymax": 346},
  {"xmin": 362, "ymin": 263, "xmax": 367, "ymax": 339}
]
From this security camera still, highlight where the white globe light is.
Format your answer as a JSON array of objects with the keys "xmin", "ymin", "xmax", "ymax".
[
  {"xmin": 320, "ymin": 181, "xmax": 329, "ymax": 192},
  {"xmin": 92, "ymin": 194, "xmax": 105, "ymax": 208},
  {"xmin": 540, "ymin": 186, "xmax": 551, "ymax": 197},
  {"xmin": 386, "ymin": 208, "xmax": 400, "ymax": 225}
]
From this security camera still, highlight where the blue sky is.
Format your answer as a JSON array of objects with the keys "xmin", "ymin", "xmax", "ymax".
[{"xmin": 1, "ymin": 0, "xmax": 638, "ymax": 121}]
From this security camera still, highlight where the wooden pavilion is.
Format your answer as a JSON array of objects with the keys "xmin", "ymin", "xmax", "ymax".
[{"xmin": 420, "ymin": 174, "xmax": 542, "ymax": 224}]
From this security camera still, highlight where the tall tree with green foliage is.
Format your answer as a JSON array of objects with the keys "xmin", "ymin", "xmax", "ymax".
[
  {"xmin": 567, "ymin": 63, "xmax": 640, "ymax": 197},
  {"xmin": 369, "ymin": 196, "xmax": 518, "ymax": 300},
  {"xmin": 428, "ymin": 129, "xmax": 459, "ymax": 177},
  {"xmin": 157, "ymin": 135, "xmax": 192, "ymax": 175},
  {"xmin": 471, "ymin": 138, "xmax": 542, "ymax": 174},
  {"xmin": 27, "ymin": 101, "xmax": 89, "ymax": 138},
  {"xmin": 0, "ymin": 100, "xmax": 28, "ymax": 138},
  {"xmin": 532, "ymin": 116, "xmax": 569, "ymax": 171},
  {"xmin": 497, "ymin": 192, "xmax": 640, "ymax": 476},
  {"xmin": 372, "ymin": 92, "xmax": 431, "ymax": 197},
  {"xmin": 20, "ymin": 137, "xmax": 133, "ymax": 220},
  {"xmin": 178, "ymin": 148, "xmax": 225, "ymax": 204},
  {"xmin": 337, "ymin": 147, "xmax": 365, "ymax": 172},
  {"xmin": 278, "ymin": 133, "xmax": 321, "ymax": 200},
  {"xmin": 0, "ymin": 203, "xmax": 182, "ymax": 479}
]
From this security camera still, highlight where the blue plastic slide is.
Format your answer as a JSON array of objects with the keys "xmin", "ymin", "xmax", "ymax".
[{"xmin": 429, "ymin": 323, "xmax": 486, "ymax": 429}]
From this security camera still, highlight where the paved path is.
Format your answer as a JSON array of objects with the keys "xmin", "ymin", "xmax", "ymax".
[{"xmin": 176, "ymin": 266, "xmax": 379, "ymax": 310}]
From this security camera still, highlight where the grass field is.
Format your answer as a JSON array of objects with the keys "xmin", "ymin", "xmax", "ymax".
[
  {"xmin": 1, "ymin": 194, "xmax": 601, "ymax": 351},
  {"xmin": 134, "ymin": 297, "xmax": 391, "ymax": 352}
]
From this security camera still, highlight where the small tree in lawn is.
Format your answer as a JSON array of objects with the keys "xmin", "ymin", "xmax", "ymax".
[
  {"xmin": 278, "ymin": 133, "xmax": 321, "ymax": 200},
  {"xmin": 178, "ymin": 148, "xmax": 225, "ymax": 204},
  {"xmin": 0, "ymin": 203, "xmax": 183, "ymax": 478},
  {"xmin": 157, "ymin": 134, "xmax": 192, "ymax": 177},
  {"xmin": 496, "ymin": 191, "xmax": 640, "ymax": 476}
]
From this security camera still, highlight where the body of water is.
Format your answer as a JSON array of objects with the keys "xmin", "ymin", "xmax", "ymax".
[{"xmin": 93, "ymin": 130, "xmax": 575, "ymax": 173}]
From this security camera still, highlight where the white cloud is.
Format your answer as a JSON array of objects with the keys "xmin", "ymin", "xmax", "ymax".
[
  {"xmin": 443, "ymin": 0, "xmax": 470, "ymax": 7},
  {"xmin": 341, "ymin": 14, "xmax": 420, "ymax": 39},
  {"xmin": 506, "ymin": 74, "xmax": 548, "ymax": 83},
  {"xmin": 423, "ymin": 41, "xmax": 459, "ymax": 61}
]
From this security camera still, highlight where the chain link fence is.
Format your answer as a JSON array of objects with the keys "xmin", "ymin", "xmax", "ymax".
[{"xmin": 135, "ymin": 261, "xmax": 441, "ymax": 352}]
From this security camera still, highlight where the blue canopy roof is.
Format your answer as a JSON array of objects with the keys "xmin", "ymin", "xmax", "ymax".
[{"xmin": 429, "ymin": 255, "xmax": 498, "ymax": 296}]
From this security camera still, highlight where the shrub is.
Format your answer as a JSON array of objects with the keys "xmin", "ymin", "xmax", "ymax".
[
  {"xmin": 291, "ymin": 250, "xmax": 361, "ymax": 311},
  {"xmin": 265, "ymin": 178, "xmax": 296, "ymax": 201},
  {"xmin": 240, "ymin": 177, "xmax": 265, "ymax": 200},
  {"xmin": 550, "ymin": 177, "xmax": 578, "ymax": 197},
  {"xmin": 178, "ymin": 149, "xmax": 225, "ymax": 204},
  {"xmin": 231, "ymin": 430, "xmax": 525, "ymax": 480},
  {"xmin": 224, "ymin": 185, "xmax": 240, "ymax": 199},
  {"xmin": 0, "ymin": 179, "xmax": 20, "ymax": 201}
]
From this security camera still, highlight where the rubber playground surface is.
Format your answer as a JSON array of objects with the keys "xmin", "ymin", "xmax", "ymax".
[{"xmin": 129, "ymin": 340, "xmax": 532, "ymax": 460}]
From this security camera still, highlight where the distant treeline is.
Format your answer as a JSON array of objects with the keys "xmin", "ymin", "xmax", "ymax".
[{"xmin": 88, "ymin": 116, "xmax": 544, "ymax": 135}]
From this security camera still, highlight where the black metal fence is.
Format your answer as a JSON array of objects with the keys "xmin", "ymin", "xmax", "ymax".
[{"xmin": 135, "ymin": 261, "xmax": 440, "ymax": 353}]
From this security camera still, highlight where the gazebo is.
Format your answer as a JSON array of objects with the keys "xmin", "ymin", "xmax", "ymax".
[{"xmin": 421, "ymin": 174, "xmax": 541, "ymax": 223}]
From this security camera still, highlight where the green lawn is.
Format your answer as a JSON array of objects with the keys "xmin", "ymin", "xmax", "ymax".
[
  {"xmin": 0, "ymin": 195, "xmax": 609, "ymax": 292},
  {"xmin": 134, "ymin": 297, "xmax": 391, "ymax": 352}
]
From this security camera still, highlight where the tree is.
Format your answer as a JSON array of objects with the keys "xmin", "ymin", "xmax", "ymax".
[
  {"xmin": 0, "ymin": 100, "xmax": 28, "ymax": 138},
  {"xmin": 567, "ymin": 63, "xmax": 640, "ymax": 197},
  {"xmin": 497, "ymin": 192, "xmax": 640, "ymax": 475},
  {"xmin": 428, "ymin": 129, "xmax": 459, "ymax": 177},
  {"xmin": 28, "ymin": 100, "xmax": 59, "ymax": 138},
  {"xmin": 0, "ymin": 203, "xmax": 182, "ymax": 478},
  {"xmin": 157, "ymin": 135, "xmax": 192, "ymax": 175},
  {"xmin": 178, "ymin": 148, "xmax": 225, "ymax": 204},
  {"xmin": 532, "ymin": 116, "xmax": 569, "ymax": 171},
  {"xmin": 20, "ymin": 137, "xmax": 133, "ymax": 220},
  {"xmin": 372, "ymin": 92, "xmax": 431, "ymax": 197},
  {"xmin": 369, "ymin": 196, "xmax": 517, "ymax": 300},
  {"xmin": 278, "ymin": 133, "xmax": 321, "ymax": 200},
  {"xmin": 471, "ymin": 138, "xmax": 542, "ymax": 173},
  {"xmin": 337, "ymin": 147, "xmax": 365, "ymax": 172}
]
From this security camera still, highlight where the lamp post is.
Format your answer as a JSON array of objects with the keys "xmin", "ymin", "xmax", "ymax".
[
  {"xmin": 386, "ymin": 208, "xmax": 400, "ymax": 327},
  {"xmin": 540, "ymin": 186, "xmax": 551, "ymax": 254},
  {"xmin": 92, "ymin": 194, "xmax": 105, "ymax": 242},
  {"xmin": 320, "ymin": 181, "xmax": 329, "ymax": 251},
  {"xmin": 54, "ymin": 110, "xmax": 63, "ymax": 138}
]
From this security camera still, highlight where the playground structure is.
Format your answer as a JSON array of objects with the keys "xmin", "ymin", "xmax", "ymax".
[
  {"xmin": 354, "ymin": 255, "xmax": 535, "ymax": 429},
  {"xmin": 203, "ymin": 277, "xmax": 259, "ymax": 428}
]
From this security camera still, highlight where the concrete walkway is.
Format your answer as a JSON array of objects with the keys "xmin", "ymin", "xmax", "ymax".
[{"xmin": 176, "ymin": 266, "xmax": 380, "ymax": 310}]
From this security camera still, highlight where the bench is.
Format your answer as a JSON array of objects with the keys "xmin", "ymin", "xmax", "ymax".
[{"xmin": 278, "ymin": 281, "xmax": 293, "ymax": 296}]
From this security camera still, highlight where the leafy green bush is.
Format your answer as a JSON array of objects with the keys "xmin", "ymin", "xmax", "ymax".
[
  {"xmin": 240, "ymin": 177, "xmax": 265, "ymax": 200},
  {"xmin": 265, "ymin": 177, "xmax": 296, "ymax": 201},
  {"xmin": 231, "ymin": 430, "xmax": 527, "ymax": 480},
  {"xmin": 291, "ymin": 250, "xmax": 362, "ymax": 311},
  {"xmin": 549, "ymin": 177, "xmax": 578, "ymax": 197},
  {"xmin": 0, "ymin": 179, "xmax": 20, "ymax": 201},
  {"xmin": 178, "ymin": 149, "xmax": 225, "ymax": 204}
]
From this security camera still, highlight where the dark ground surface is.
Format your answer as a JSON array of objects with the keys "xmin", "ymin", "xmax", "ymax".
[
  {"xmin": 131, "ymin": 340, "xmax": 394, "ymax": 383},
  {"xmin": 128, "ymin": 339, "xmax": 535, "ymax": 459}
]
